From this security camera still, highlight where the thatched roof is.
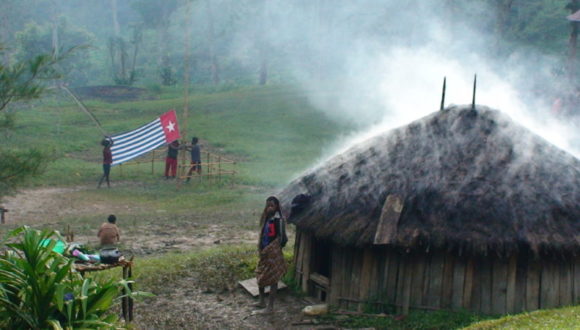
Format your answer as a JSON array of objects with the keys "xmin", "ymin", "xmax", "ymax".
[{"xmin": 280, "ymin": 105, "xmax": 580, "ymax": 256}]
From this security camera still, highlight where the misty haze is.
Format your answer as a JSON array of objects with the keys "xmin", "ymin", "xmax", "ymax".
[{"xmin": 0, "ymin": 1, "xmax": 579, "ymax": 329}]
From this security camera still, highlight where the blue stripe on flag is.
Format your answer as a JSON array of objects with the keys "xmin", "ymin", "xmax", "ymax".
[
  {"xmin": 112, "ymin": 138, "xmax": 165, "ymax": 165},
  {"xmin": 114, "ymin": 118, "xmax": 160, "ymax": 138},
  {"xmin": 110, "ymin": 117, "xmax": 166, "ymax": 165},
  {"xmin": 113, "ymin": 130, "xmax": 164, "ymax": 154},
  {"xmin": 113, "ymin": 119, "xmax": 160, "ymax": 143}
]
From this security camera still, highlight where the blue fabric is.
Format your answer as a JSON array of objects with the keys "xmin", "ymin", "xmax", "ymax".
[
  {"xmin": 261, "ymin": 219, "xmax": 273, "ymax": 250},
  {"xmin": 190, "ymin": 145, "xmax": 201, "ymax": 163}
]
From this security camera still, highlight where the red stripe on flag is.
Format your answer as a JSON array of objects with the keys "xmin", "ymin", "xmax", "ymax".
[{"xmin": 159, "ymin": 110, "xmax": 180, "ymax": 143}]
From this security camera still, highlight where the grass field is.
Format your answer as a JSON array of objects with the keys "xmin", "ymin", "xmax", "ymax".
[
  {"xmin": 3, "ymin": 84, "xmax": 579, "ymax": 329},
  {"xmin": 9, "ymin": 85, "xmax": 351, "ymax": 188}
]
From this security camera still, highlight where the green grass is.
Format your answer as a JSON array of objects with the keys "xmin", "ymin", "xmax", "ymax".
[
  {"xmin": 91, "ymin": 244, "xmax": 294, "ymax": 295},
  {"xmin": 5, "ymin": 85, "xmax": 351, "ymax": 189},
  {"xmin": 464, "ymin": 305, "xmax": 580, "ymax": 329},
  {"xmin": 317, "ymin": 309, "xmax": 493, "ymax": 329}
]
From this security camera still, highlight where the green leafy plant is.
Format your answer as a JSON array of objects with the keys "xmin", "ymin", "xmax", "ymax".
[{"xmin": 0, "ymin": 226, "xmax": 145, "ymax": 329}]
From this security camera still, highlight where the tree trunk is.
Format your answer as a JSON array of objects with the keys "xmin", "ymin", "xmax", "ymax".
[
  {"xmin": 131, "ymin": 27, "xmax": 142, "ymax": 80},
  {"xmin": 259, "ymin": 56, "xmax": 267, "ymax": 86},
  {"xmin": 111, "ymin": 0, "xmax": 120, "ymax": 37},
  {"xmin": 568, "ymin": 0, "xmax": 580, "ymax": 78},
  {"xmin": 0, "ymin": 1, "xmax": 12, "ymax": 66},
  {"xmin": 206, "ymin": 0, "xmax": 220, "ymax": 84},
  {"xmin": 51, "ymin": 3, "xmax": 59, "ymax": 59},
  {"xmin": 258, "ymin": 0, "xmax": 268, "ymax": 85},
  {"xmin": 495, "ymin": 0, "xmax": 514, "ymax": 54}
]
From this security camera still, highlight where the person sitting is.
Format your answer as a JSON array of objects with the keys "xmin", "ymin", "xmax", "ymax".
[{"xmin": 97, "ymin": 214, "xmax": 120, "ymax": 247}]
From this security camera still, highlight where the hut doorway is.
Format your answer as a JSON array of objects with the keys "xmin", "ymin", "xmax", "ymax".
[{"xmin": 309, "ymin": 237, "xmax": 331, "ymax": 302}]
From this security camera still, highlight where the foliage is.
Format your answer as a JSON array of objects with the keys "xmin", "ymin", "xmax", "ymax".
[
  {"xmin": 108, "ymin": 25, "xmax": 143, "ymax": 86},
  {"xmin": 0, "ymin": 46, "xmax": 61, "ymax": 112},
  {"xmin": 14, "ymin": 20, "xmax": 95, "ymax": 86},
  {"xmin": 0, "ymin": 45, "xmax": 72, "ymax": 199},
  {"xmin": 464, "ymin": 305, "xmax": 580, "ymax": 329},
  {"xmin": 0, "ymin": 148, "xmax": 52, "ymax": 197},
  {"xmin": 159, "ymin": 65, "xmax": 177, "ymax": 86},
  {"xmin": 0, "ymin": 226, "xmax": 132, "ymax": 329}
]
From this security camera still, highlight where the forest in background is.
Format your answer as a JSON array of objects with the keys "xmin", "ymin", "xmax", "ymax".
[{"xmin": 1, "ymin": 0, "xmax": 578, "ymax": 89}]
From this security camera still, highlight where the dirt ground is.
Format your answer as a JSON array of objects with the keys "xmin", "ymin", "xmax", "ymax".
[
  {"xmin": 1, "ymin": 186, "xmax": 259, "ymax": 254},
  {"xmin": 1, "ymin": 187, "xmax": 331, "ymax": 329}
]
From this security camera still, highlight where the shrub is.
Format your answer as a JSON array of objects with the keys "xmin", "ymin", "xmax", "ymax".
[{"xmin": 0, "ymin": 226, "xmax": 140, "ymax": 329}]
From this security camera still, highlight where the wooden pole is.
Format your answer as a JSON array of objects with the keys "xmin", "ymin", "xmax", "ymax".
[
  {"xmin": 0, "ymin": 207, "xmax": 7, "ymax": 224},
  {"xmin": 218, "ymin": 156, "xmax": 221, "ymax": 183},
  {"xmin": 177, "ymin": 0, "xmax": 193, "ymax": 188},
  {"xmin": 122, "ymin": 266, "xmax": 128, "ymax": 321},
  {"xmin": 128, "ymin": 264, "xmax": 134, "ymax": 321},
  {"xmin": 471, "ymin": 74, "xmax": 477, "ymax": 111},
  {"xmin": 440, "ymin": 76, "xmax": 446, "ymax": 111},
  {"xmin": 151, "ymin": 150, "xmax": 155, "ymax": 174},
  {"xmin": 207, "ymin": 151, "xmax": 211, "ymax": 183},
  {"xmin": 60, "ymin": 85, "xmax": 108, "ymax": 136}
]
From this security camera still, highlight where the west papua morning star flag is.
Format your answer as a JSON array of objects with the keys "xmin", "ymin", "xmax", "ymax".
[{"xmin": 110, "ymin": 110, "xmax": 180, "ymax": 165}]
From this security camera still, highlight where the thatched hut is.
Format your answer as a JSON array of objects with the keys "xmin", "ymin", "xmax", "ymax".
[{"xmin": 280, "ymin": 105, "xmax": 580, "ymax": 315}]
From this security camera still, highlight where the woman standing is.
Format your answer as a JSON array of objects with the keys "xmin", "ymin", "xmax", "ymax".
[
  {"xmin": 255, "ymin": 196, "xmax": 288, "ymax": 313},
  {"xmin": 98, "ymin": 138, "xmax": 113, "ymax": 188}
]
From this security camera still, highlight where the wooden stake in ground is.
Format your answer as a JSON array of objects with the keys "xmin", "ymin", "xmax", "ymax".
[
  {"xmin": 0, "ymin": 207, "xmax": 8, "ymax": 224},
  {"xmin": 471, "ymin": 74, "xmax": 477, "ymax": 111},
  {"xmin": 440, "ymin": 76, "xmax": 446, "ymax": 111}
]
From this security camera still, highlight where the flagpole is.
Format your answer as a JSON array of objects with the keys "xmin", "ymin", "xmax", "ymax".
[
  {"xmin": 178, "ymin": 0, "xmax": 193, "ymax": 187},
  {"xmin": 60, "ymin": 84, "xmax": 108, "ymax": 136}
]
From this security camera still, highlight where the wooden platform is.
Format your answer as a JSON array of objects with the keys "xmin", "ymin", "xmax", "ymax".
[{"xmin": 238, "ymin": 278, "xmax": 287, "ymax": 297}]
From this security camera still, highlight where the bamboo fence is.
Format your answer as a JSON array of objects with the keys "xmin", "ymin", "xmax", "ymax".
[{"xmin": 115, "ymin": 145, "xmax": 237, "ymax": 184}]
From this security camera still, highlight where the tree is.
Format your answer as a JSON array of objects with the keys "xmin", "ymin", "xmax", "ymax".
[
  {"xmin": 132, "ymin": 0, "xmax": 180, "ymax": 85},
  {"xmin": 14, "ymin": 21, "xmax": 94, "ymax": 86},
  {"xmin": 206, "ymin": 0, "xmax": 221, "ymax": 85},
  {"xmin": 258, "ymin": 0, "xmax": 269, "ymax": 85},
  {"xmin": 0, "ymin": 46, "xmax": 62, "ymax": 198},
  {"xmin": 108, "ymin": 0, "xmax": 144, "ymax": 86},
  {"xmin": 108, "ymin": 25, "xmax": 142, "ymax": 86}
]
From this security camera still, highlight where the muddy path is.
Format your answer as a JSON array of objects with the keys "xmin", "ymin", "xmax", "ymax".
[
  {"xmin": 1, "ymin": 185, "xmax": 259, "ymax": 255},
  {"xmin": 1, "ymin": 187, "xmax": 326, "ymax": 329},
  {"xmin": 135, "ymin": 275, "xmax": 312, "ymax": 329}
]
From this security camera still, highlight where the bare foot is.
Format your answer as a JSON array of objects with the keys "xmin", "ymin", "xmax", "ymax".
[{"xmin": 253, "ymin": 302, "xmax": 266, "ymax": 309}]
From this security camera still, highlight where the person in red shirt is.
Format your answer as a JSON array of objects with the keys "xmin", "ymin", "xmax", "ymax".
[
  {"xmin": 165, "ymin": 140, "xmax": 180, "ymax": 179},
  {"xmin": 98, "ymin": 138, "xmax": 113, "ymax": 188}
]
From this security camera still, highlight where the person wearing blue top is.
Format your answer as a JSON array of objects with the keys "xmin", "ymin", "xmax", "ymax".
[{"xmin": 185, "ymin": 137, "xmax": 202, "ymax": 182}]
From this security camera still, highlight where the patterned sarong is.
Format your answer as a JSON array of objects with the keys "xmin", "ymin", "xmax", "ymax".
[{"xmin": 256, "ymin": 238, "xmax": 287, "ymax": 287}]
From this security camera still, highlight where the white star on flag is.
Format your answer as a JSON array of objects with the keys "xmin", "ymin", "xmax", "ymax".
[{"xmin": 166, "ymin": 121, "xmax": 175, "ymax": 132}]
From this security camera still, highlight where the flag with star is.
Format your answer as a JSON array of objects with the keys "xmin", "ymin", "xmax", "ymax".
[{"xmin": 109, "ymin": 110, "xmax": 181, "ymax": 165}]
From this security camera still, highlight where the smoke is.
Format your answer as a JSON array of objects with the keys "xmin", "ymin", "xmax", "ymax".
[{"xmin": 229, "ymin": 0, "xmax": 580, "ymax": 166}]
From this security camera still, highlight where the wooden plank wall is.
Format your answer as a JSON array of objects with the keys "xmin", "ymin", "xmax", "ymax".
[
  {"xmin": 295, "ymin": 230, "xmax": 580, "ymax": 315},
  {"xmin": 574, "ymin": 255, "xmax": 580, "ymax": 305}
]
